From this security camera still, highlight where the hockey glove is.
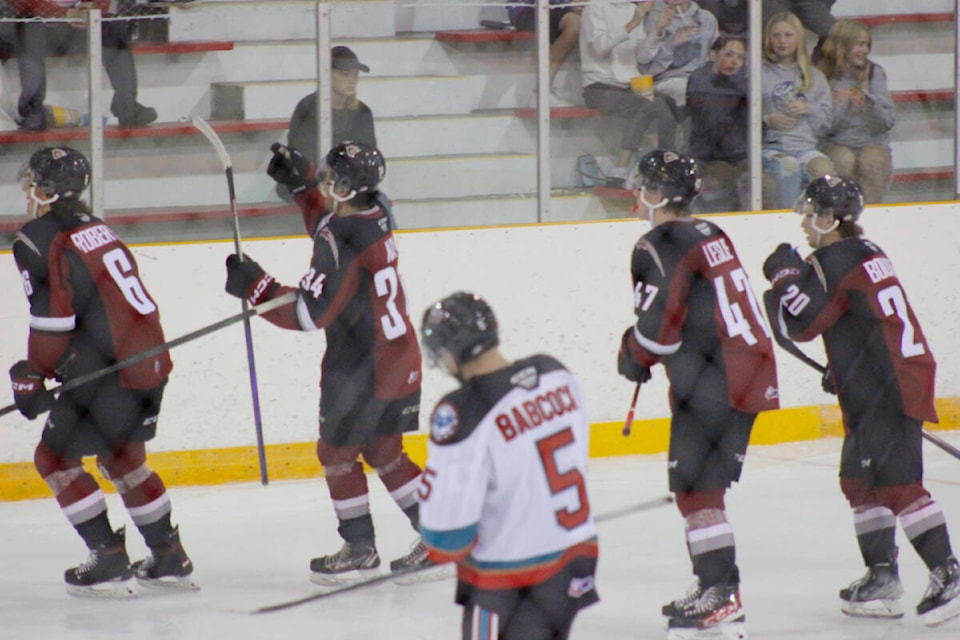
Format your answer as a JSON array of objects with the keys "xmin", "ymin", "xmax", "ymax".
[
  {"xmin": 762, "ymin": 243, "xmax": 803, "ymax": 289},
  {"xmin": 617, "ymin": 330, "xmax": 652, "ymax": 384},
  {"xmin": 821, "ymin": 369, "xmax": 837, "ymax": 395},
  {"xmin": 9, "ymin": 360, "xmax": 55, "ymax": 420},
  {"xmin": 225, "ymin": 254, "xmax": 278, "ymax": 306},
  {"xmin": 266, "ymin": 143, "xmax": 316, "ymax": 196}
]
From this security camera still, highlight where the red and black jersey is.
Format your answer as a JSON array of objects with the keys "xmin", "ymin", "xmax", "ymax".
[
  {"xmin": 771, "ymin": 237, "xmax": 937, "ymax": 426},
  {"xmin": 623, "ymin": 218, "xmax": 779, "ymax": 413},
  {"xmin": 259, "ymin": 191, "xmax": 422, "ymax": 405},
  {"xmin": 13, "ymin": 204, "xmax": 172, "ymax": 389}
]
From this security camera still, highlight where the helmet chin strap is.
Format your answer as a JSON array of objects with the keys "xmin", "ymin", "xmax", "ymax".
[
  {"xmin": 639, "ymin": 186, "xmax": 669, "ymax": 224},
  {"xmin": 27, "ymin": 184, "xmax": 58, "ymax": 219},
  {"xmin": 810, "ymin": 215, "xmax": 839, "ymax": 248}
]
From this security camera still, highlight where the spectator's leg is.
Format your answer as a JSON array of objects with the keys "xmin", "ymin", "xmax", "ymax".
[
  {"xmin": 792, "ymin": 0, "xmax": 837, "ymax": 61},
  {"xmin": 14, "ymin": 21, "xmax": 49, "ymax": 131},
  {"xmin": 804, "ymin": 154, "xmax": 834, "ymax": 184},
  {"xmin": 102, "ymin": 16, "xmax": 156, "ymax": 125},
  {"xmin": 549, "ymin": 9, "xmax": 580, "ymax": 85},
  {"xmin": 855, "ymin": 144, "xmax": 892, "ymax": 204},
  {"xmin": 697, "ymin": 160, "xmax": 739, "ymax": 213},
  {"xmin": 762, "ymin": 150, "xmax": 802, "ymax": 209},
  {"xmin": 823, "ymin": 142, "xmax": 855, "ymax": 178}
]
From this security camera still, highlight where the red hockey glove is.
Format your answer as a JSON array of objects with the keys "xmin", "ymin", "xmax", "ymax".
[
  {"xmin": 225, "ymin": 254, "xmax": 277, "ymax": 306},
  {"xmin": 9, "ymin": 360, "xmax": 55, "ymax": 420},
  {"xmin": 266, "ymin": 143, "xmax": 316, "ymax": 196},
  {"xmin": 762, "ymin": 243, "xmax": 803, "ymax": 289},
  {"xmin": 617, "ymin": 329, "xmax": 652, "ymax": 384}
]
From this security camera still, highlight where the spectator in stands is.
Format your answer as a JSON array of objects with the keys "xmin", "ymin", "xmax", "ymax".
[
  {"xmin": 816, "ymin": 19, "xmax": 894, "ymax": 204},
  {"xmin": 507, "ymin": 0, "xmax": 583, "ymax": 106},
  {"xmin": 763, "ymin": 0, "xmax": 836, "ymax": 61},
  {"xmin": 761, "ymin": 11, "xmax": 833, "ymax": 209},
  {"xmin": 637, "ymin": 0, "xmax": 718, "ymax": 116},
  {"xmin": 279, "ymin": 46, "xmax": 377, "ymax": 203},
  {"xmin": 698, "ymin": 0, "xmax": 747, "ymax": 35},
  {"xmin": 686, "ymin": 34, "xmax": 748, "ymax": 213},
  {"xmin": 580, "ymin": 0, "xmax": 678, "ymax": 188},
  {"xmin": 7, "ymin": 1, "xmax": 157, "ymax": 131}
]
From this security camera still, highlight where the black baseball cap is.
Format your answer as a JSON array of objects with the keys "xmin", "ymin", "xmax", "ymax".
[{"xmin": 331, "ymin": 46, "xmax": 370, "ymax": 73}]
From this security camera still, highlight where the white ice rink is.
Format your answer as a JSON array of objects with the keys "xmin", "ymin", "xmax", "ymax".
[{"xmin": 2, "ymin": 435, "xmax": 959, "ymax": 640}]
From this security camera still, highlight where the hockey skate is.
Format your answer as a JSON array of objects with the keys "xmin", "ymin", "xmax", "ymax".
[
  {"xmin": 667, "ymin": 582, "xmax": 746, "ymax": 640},
  {"xmin": 309, "ymin": 541, "xmax": 381, "ymax": 586},
  {"xmin": 389, "ymin": 537, "xmax": 455, "ymax": 586},
  {"xmin": 839, "ymin": 551, "xmax": 904, "ymax": 618},
  {"xmin": 663, "ymin": 578, "xmax": 702, "ymax": 617},
  {"xmin": 131, "ymin": 526, "xmax": 199, "ymax": 592},
  {"xmin": 64, "ymin": 527, "xmax": 136, "ymax": 599},
  {"xmin": 917, "ymin": 555, "xmax": 960, "ymax": 627}
]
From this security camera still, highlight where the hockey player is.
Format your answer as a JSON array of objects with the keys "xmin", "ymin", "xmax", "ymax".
[
  {"xmin": 763, "ymin": 175, "xmax": 960, "ymax": 627},
  {"xmin": 225, "ymin": 141, "xmax": 430, "ymax": 584},
  {"xmin": 8, "ymin": 146, "xmax": 195, "ymax": 597},
  {"xmin": 617, "ymin": 150, "xmax": 779, "ymax": 637},
  {"xmin": 418, "ymin": 291, "xmax": 599, "ymax": 640}
]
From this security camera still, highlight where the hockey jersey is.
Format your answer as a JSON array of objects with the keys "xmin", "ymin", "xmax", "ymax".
[
  {"xmin": 770, "ymin": 237, "xmax": 937, "ymax": 427},
  {"xmin": 13, "ymin": 205, "xmax": 171, "ymax": 389},
  {"xmin": 623, "ymin": 218, "xmax": 779, "ymax": 413},
  {"xmin": 419, "ymin": 355, "xmax": 598, "ymax": 592}
]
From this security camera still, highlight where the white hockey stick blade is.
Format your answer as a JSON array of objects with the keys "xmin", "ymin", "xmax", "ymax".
[{"xmin": 191, "ymin": 115, "xmax": 232, "ymax": 170}]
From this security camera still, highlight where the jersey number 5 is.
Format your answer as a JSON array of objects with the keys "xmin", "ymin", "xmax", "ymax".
[{"xmin": 536, "ymin": 428, "xmax": 590, "ymax": 530}]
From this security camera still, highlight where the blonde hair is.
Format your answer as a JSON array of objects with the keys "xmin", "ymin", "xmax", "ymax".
[
  {"xmin": 817, "ymin": 19, "xmax": 872, "ymax": 86},
  {"xmin": 764, "ymin": 12, "xmax": 815, "ymax": 94}
]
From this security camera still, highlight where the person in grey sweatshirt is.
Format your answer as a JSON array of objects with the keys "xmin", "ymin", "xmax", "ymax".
[
  {"xmin": 761, "ymin": 11, "xmax": 834, "ymax": 209},
  {"xmin": 816, "ymin": 19, "xmax": 895, "ymax": 204}
]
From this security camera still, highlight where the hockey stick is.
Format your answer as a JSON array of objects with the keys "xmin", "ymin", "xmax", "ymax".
[
  {"xmin": 622, "ymin": 383, "xmax": 641, "ymax": 436},
  {"xmin": 250, "ymin": 494, "xmax": 674, "ymax": 614},
  {"xmin": 761, "ymin": 290, "xmax": 960, "ymax": 461},
  {"xmin": 1, "ymin": 293, "xmax": 296, "ymax": 419},
  {"xmin": 192, "ymin": 115, "xmax": 270, "ymax": 486}
]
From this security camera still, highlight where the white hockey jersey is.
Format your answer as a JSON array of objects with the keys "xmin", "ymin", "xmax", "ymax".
[{"xmin": 419, "ymin": 355, "xmax": 598, "ymax": 591}]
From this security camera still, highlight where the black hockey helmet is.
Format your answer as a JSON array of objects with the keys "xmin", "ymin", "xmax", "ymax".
[
  {"xmin": 421, "ymin": 292, "xmax": 499, "ymax": 369},
  {"xmin": 795, "ymin": 175, "xmax": 864, "ymax": 222},
  {"xmin": 322, "ymin": 141, "xmax": 385, "ymax": 198},
  {"xmin": 637, "ymin": 149, "xmax": 702, "ymax": 206},
  {"xmin": 19, "ymin": 146, "xmax": 90, "ymax": 200}
]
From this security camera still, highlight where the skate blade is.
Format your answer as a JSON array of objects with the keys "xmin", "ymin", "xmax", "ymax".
[
  {"xmin": 135, "ymin": 574, "xmax": 201, "ymax": 592},
  {"xmin": 66, "ymin": 578, "xmax": 137, "ymax": 599},
  {"xmin": 840, "ymin": 598, "xmax": 903, "ymax": 619},
  {"xmin": 391, "ymin": 562, "xmax": 455, "ymax": 586},
  {"xmin": 309, "ymin": 567, "xmax": 380, "ymax": 587},
  {"xmin": 920, "ymin": 596, "xmax": 960, "ymax": 628},
  {"xmin": 666, "ymin": 620, "xmax": 746, "ymax": 640}
]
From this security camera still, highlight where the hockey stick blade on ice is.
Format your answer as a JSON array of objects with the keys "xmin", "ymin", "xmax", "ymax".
[
  {"xmin": 250, "ymin": 494, "xmax": 673, "ymax": 614},
  {"xmin": 761, "ymin": 290, "xmax": 960, "ymax": 461},
  {"xmin": 1, "ymin": 293, "xmax": 295, "ymax": 419},
  {"xmin": 193, "ymin": 115, "xmax": 270, "ymax": 486},
  {"xmin": 622, "ymin": 383, "xmax": 641, "ymax": 436}
]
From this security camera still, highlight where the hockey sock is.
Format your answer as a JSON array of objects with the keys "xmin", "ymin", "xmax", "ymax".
[
  {"xmin": 900, "ymin": 499, "xmax": 953, "ymax": 570},
  {"xmin": 138, "ymin": 512, "xmax": 175, "ymax": 549},
  {"xmin": 339, "ymin": 514, "xmax": 376, "ymax": 546},
  {"xmin": 852, "ymin": 505, "xmax": 896, "ymax": 566},
  {"xmin": 75, "ymin": 511, "xmax": 117, "ymax": 549},
  {"xmin": 685, "ymin": 508, "xmax": 737, "ymax": 588}
]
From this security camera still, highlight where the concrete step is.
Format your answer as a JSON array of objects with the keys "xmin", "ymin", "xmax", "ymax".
[{"xmin": 167, "ymin": 0, "xmax": 395, "ymax": 42}]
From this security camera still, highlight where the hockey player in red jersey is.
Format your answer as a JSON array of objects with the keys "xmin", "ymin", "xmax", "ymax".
[
  {"xmin": 763, "ymin": 176, "xmax": 960, "ymax": 627},
  {"xmin": 8, "ymin": 146, "xmax": 195, "ymax": 597},
  {"xmin": 418, "ymin": 292, "xmax": 599, "ymax": 640},
  {"xmin": 618, "ymin": 150, "xmax": 779, "ymax": 638},
  {"xmin": 225, "ymin": 141, "xmax": 430, "ymax": 584}
]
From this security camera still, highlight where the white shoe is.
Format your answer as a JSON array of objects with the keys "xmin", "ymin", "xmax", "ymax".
[{"xmin": 527, "ymin": 87, "xmax": 577, "ymax": 108}]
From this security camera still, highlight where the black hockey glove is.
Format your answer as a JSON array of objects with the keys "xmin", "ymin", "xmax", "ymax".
[
  {"xmin": 9, "ymin": 360, "xmax": 55, "ymax": 420},
  {"xmin": 617, "ymin": 329, "xmax": 652, "ymax": 384},
  {"xmin": 762, "ymin": 243, "xmax": 803, "ymax": 289},
  {"xmin": 225, "ymin": 254, "xmax": 278, "ymax": 306},
  {"xmin": 821, "ymin": 369, "xmax": 837, "ymax": 395},
  {"xmin": 266, "ymin": 143, "xmax": 316, "ymax": 196}
]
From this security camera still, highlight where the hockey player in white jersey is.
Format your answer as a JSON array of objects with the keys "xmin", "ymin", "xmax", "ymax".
[{"xmin": 417, "ymin": 291, "xmax": 599, "ymax": 640}]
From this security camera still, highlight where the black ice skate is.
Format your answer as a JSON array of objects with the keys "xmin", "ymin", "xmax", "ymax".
[
  {"xmin": 839, "ymin": 550, "xmax": 904, "ymax": 618},
  {"xmin": 662, "ymin": 578, "xmax": 703, "ymax": 617},
  {"xmin": 389, "ymin": 537, "xmax": 454, "ymax": 585},
  {"xmin": 917, "ymin": 555, "xmax": 960, "ymax": 628},
  {"xmin": 132, "ymin": 526, "xmax": 199, "ymax": 591},
  {"xmin": 309, "ymin": 541, "xmax": 380, "ymax": 586},
  {"xmin": 64, "ymin": 527, "xmax": 136, "ymax": 598},
  {"xmin": 667, "ymin": 582, "xmax": 746, "ymax": 640}
]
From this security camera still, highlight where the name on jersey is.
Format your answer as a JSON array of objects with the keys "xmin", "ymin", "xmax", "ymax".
[
  {"xmin": 862, "ymin": 256, "xmax": 895, "ymax": 284},
  {"xmin": 702, "ymin": 238, "xmax": 734, "ymax": 267},
  {"xmin": 70, "ymin": 224, "xmax": 119, "ymax": 254},
  {"xmin": 495, "ymin": 384, "xmax": 578, "ymax": 442}
]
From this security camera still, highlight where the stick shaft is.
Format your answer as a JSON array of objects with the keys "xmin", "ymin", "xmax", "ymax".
[{"xmin": 622, "ymin": 383, "xmax": 641, "ymax": 436}]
